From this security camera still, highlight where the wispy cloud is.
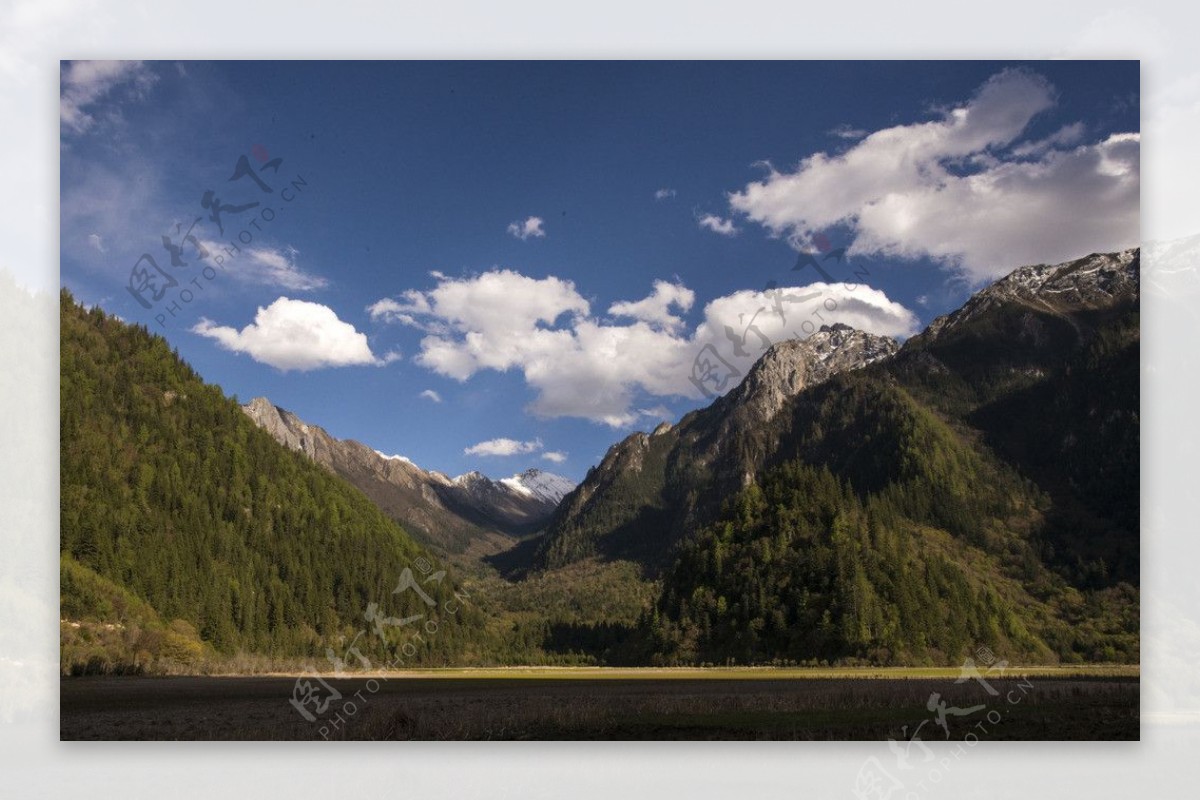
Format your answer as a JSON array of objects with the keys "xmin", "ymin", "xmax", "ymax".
[
  {"xmin": 507, "ymin": 216, "xmax": 546, "ymax": 240},
  {"xmin": 541, "ymin": 450, "xmax": 568, "ymax": 464},
  {"xmin": 464, "ymin": 437, "xmax": 543, "ymax": 457},
  {"xmin": 194, "ymin": 242, "xmax": 328, "ymax": 291},
  {"xmin": 829, "ymin": 124, "xmax": 867, "ymax": 140},
  {"xmin": 638, "ymin": 406, "xmax": 673, "ymax": 422},
  {"xmin": 696, "ymin": 212, "xmax": 739, "ymax": 237},
  {"xmin": 654, "ymin": 188, "xmax": 677, "ymax": 201},
  {"xmin": 241, "ymin": 246, "xmax": 328, "ymax": 291},
  {"xmin": 419, "ymin": 389, "xmax": 442, "ymax": 403},
  {"xmin": 60, "ymin": 60, "xmax": 156, "ymax": 135}
]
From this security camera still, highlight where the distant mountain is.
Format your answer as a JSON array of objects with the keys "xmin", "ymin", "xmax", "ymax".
[
  {"xmin": 501, "ymin": 468, "xmax": 577, "ymax": 506},
  {"xmin": 451, "ymin": 468, "xmax": 573, "ymax": 531},
  {"xmin": 241, "ymin": 398, "xmax": 574, "ymax": 555}
]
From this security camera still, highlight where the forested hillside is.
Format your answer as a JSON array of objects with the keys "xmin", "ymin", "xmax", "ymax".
[
  {"xmin": 60, "ymin": 291, "xmax": 486, "ymax": 673},
  {"xmin": 527, "ymin": 251, "xmax": 1140, "ymax": 666},
  {"xmin": 58, "ymin": 249, "xmax": 1141, "ymax": 672}
]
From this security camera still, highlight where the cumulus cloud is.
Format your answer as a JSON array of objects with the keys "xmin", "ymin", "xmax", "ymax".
[
  {"xmin": 193, "ymin": 297, "xmax": 395, "ymax": 371},
  {"xmin": 371, "ymin": 269, "xmax": 916, "ymax": 427},
  {"xmin": 507, "ymin": 216, "xmax": 546, "ymax": 240},
  {"xmin": 727, "ymin": 69, "xmax": 1139, "ymax": 283},
  {"xmin": 608, "ymin": 279, "xmax": 694, "ymax": 333},
  {"xmin": 60, "ymin": 60, "xmax": 156, "ymax": 135},
  {"xmin": 370, "ymin": 269, "xmax": 589, "ymax": 380},
  {"xmin": 541, "ymin": 451, "xmax": 568, "ymax": 464},
  {"xmin": 697, "ymin": 213, "xmax": 739, "ymax": 236},
  {"xmin": 464, "ymin": 437, "xmax": 543, "ymax": 457},
  {"xmin": 654, "ymin": 188, "xmax": 677, "ymax": 201},
  {"xmin": 419, "ymin": 389, "xmax": 442, "ymax": 403}
]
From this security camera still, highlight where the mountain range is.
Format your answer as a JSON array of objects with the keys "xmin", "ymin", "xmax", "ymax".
[
  {"xmin": 59, "ymin": 247, "xmax": 1140, "ymax": 670},
  {"xmin": 241, "ymin": 396, "xmax": 573, "ymax": 556}
]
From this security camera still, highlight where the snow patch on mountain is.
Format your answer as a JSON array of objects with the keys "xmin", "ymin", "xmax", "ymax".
[{"xmin": 504, "ymin": 468, "xmax": 575, "ymax": 505}]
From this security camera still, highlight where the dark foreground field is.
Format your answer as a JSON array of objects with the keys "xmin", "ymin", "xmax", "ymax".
[{"xmin": 61, "ymin": 671, "xmax": 1138, "ymax": 741}]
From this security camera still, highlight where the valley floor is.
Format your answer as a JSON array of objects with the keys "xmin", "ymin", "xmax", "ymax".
[{"xmin": 60, "ymin": 667, "xmax": 1138, "ymax": 741}]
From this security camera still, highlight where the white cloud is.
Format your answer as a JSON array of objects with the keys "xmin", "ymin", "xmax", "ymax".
[
  {"xmin": 1011, "ymin": 121, "xmax": 1085, "ymax": 157},
  {"xmin": 372, "ymin": 269, "xmax": 588, "ymax": 381},
  {"xmin": 193, "ymin": 297, "xmax": 394, "ymax": 371},
  {"xmin": 727, "ymin": 69, "xmax": 1139, "ymax": 283},
  {"xmin": 541, "ymin": 451, "xmax": 568, "ymax": 464},
  {"xmin": 697, "ymin": 213, "xmax": 739, "ymax": 237},
  {"xmin": 242, "ymin": 246, "xmax": 328, "ymax": 291},
  {"xmin": 366, "ymin": 290, "xmax": 437, "ymax": 330},
  {"xmin": 193, "ymin": 240, "xmax": 328, "ymax": 291},
  {"xmin": 371, "ymin": 269, "xmax": 916, "ymax": 427},
  {"xmin": 608, "ymin": 279, "xmax": 694, "ymax": 333},
  {"xmin": 464, "ymin": 437, "xmax": 543, "ymax": 457},
  {"xmin": 507, "ymin": 216, "xmax": 546, "ymax": 240},
  {"xmin": 60, "ymin": 60, "xmax": 156, "ymax": 135},
  {"xmin": 830, "ymin": 124, "xmax": 868, "ymax": 140},
  {"xmin": 638, "ymin": 406, "xmax": 673, "ymax": 421},
  {"xmin": 86, "ymin": 233, "xmax": 105, "ymax": 253},
  {"xmin": 419, "ymin": 389, "xmax": 442, "ymax": 403},
  {"xmin": 374, "ymin": 450, "xmax": 413, "ymax": 464},
  {"xmin": 654, "ymin": 188, "xmax": 677, "ymax": 201},
  {"xmin": 703, "ymin": 282, "xmax": 919, "ymax": 343}
]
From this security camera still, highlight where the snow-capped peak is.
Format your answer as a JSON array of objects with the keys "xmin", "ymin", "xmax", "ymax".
[{"xmin": 503, "ymin": 468, "xmax": 575, "ymax": 505}]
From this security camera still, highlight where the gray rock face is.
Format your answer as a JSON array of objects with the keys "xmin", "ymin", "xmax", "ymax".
[
  {"xmin": 712, "ymin": 324, "xmax": 899, "ymax": 432},
  {"xmin": 241, "ymin": 398, "xmax": 573, "ymax": 553}
]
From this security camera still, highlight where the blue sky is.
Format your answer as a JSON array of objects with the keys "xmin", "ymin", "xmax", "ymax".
[{"xmin": 60, "ymin": 61, "xmax": 1139, "ymax": 481}]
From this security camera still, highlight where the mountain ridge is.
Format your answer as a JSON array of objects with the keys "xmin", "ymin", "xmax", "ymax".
[
  {"xmin": 531, "ymin": 323, "xmax": 902, "ymax": 572},
  {"xmin": 241, "ymin": 396, "xmax": 574, "ymax": 555},
  {"xmin": 529, "ymin": 249, "xmax": 1139, "ymax": 586}
]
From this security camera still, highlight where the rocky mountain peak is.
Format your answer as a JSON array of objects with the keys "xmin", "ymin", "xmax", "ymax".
[
  {"xmin": 242, "ymin": 396, "xmax": 327, "ymax": 461},
  {"xmin": 720, "ymin": 326, "xmax": 900, "ymax": 425},
  {"xmin": 922, "ymin": 249, "xmax": 1139, "ymax": 342}
]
